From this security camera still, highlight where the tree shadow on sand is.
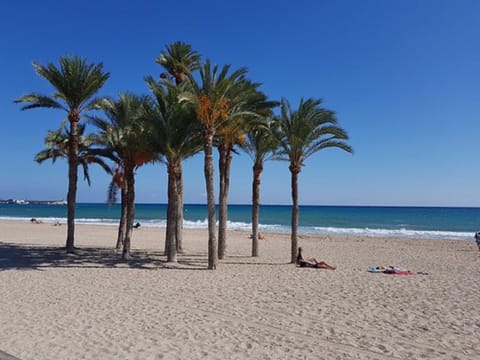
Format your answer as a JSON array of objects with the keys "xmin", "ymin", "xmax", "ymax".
[
  {"xmin": 0, "ymin": 349, "xmax": 21, "ymax": 360},
  {"xmin": 0, "ymin": 242, "xmax": 289, "ymax": 271},
  {"xmin": 0, "ymin": 242, "xmax": 209, "ymax": 271}
]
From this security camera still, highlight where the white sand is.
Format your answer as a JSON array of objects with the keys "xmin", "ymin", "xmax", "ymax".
[{"xmin": 0, "ymin": 220, "xmax": 479, "ymax": 359}]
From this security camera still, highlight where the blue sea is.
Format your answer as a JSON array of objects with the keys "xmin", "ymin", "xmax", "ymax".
[{"xmin": 1, "ymin": 203, "xmax": 479, "ymax": 241}]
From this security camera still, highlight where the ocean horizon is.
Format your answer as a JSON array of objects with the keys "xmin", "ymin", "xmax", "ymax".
[{"xmin": 1, "ymin": 202, "xmax": 479, "ymax": 241}]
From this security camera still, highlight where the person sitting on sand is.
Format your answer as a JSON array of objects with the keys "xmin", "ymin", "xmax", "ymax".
[
  {"xmin": 296, "ymin": 246, "xmax": 336, "ymax": 270},
  {"xmin": 30, "ymin": 218, "xmax": 42, "ymax": 224},
  {"xmin": 133, "ymin": 222, "xmax": 141, "ymax": 229}
]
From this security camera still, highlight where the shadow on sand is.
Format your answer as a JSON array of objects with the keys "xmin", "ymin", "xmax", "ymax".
[
  {"xmin": 0, "ymin": 242, "xmax": 288, "ymax": 271},
  {"xmin": 0, "ymin": 349, "xmax": 21, "ymax": 360},
  {"xmin": 0, "ymin": 242, "xmax": 211, "ymax": 271}
]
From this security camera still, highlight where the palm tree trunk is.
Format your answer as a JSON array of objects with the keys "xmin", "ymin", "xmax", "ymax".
[
  {"xmin": 175, "ymin": 163, "xmax": 184, "ymax": 253},
  {"xmin": 116, "ymin": 186, "xmax": 127, "ymax": 250},
  {"xmin": 66, "ymin": 117, "xmax": 79, "ymax": 253},
  {"xmin": 217, "ymin": 144, "xmax": 229, "ymax": 259},
  {"xmin": 290, "ymin": 167, "xmax": 299, "ymax": 263},
  {"xmin": 204, "ymin": 129, "xmax": 217, "ymax": 269},
  {"xmin": 251, "ymin": 162, "xmax": 263, "ymax": 257},
  {"xmin": 165, "ymin": 162, "xmax": 178, "ymax": 263},
  {"xmin": 122, "ymin": 165, "xmax": 135, "ymax": 260}
]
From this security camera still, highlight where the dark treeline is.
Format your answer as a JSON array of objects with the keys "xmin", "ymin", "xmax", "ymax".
[{"xmin": 15, "ymin": 42, "xmax": 352, "ymax": 269}]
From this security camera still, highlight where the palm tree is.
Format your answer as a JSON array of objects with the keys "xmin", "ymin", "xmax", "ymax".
[
  {"xmin": 274, "ymin": 98, "xmax": 352, "ymax": 263},
  {"xmin": 217, "ymin": 123, "xmax": 241, "ymax": 259},
  {"xmin": 241, "ymin": 117, "xmax": 279, "ymax": 257},
  {"xmin": 38, "ymin": 124, "xmax": 122, "ymax": 249},
  {"xmin": 15, "ymin": 55, "xmax": 109, "ymax": 253},
  {"xmin": 145, "ymin": 79, "xmax": 202, "ymax": 262},
  {"xmin": 90, "ymin": 93, "xmax": 154, "ymax": 260},
  {"xmin": 179, "ymin": 59, "xmax": 247, "ymax": 269},
  {"xmin": 153, "ymin": 42, "xmax": 202, "ymax": 255},
  {"xmin": 156, "ymin": 41, "xmax": 201, "ymax": 85},
  {"xmin": 216, "ymin": 80, "xmax": 276, "ymax": 259}
]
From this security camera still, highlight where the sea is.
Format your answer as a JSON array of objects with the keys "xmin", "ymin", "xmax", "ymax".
[{"xmin": 1, "ymin": 203, "xmax": 479, "ymax": 241}]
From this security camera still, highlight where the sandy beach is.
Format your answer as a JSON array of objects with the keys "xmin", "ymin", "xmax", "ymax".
[{"xmin": 0, "ymin": 220, "xmax": 479, "ymax": 359}]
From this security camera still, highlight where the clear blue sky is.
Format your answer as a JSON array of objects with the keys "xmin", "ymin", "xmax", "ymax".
[{"xmin": 1, "ymin": 0, "xmax": 479, "ymax": 206}]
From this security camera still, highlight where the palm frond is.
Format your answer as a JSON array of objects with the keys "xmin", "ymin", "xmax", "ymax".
[
  {"xmin": 80, "ymin": 162, "xmax": 92, "ymax": 186},
  {"xmin": 14, "ymin": 93, "xmax": 66, "ymax": 111},
  {"xmin": 34, "ymin": 148, "xmax": 64, "ymax": 163}
]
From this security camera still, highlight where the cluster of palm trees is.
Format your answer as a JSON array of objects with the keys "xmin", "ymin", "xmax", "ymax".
[{"xmin": 15, "ymin": 42, "xmax": 352, "ymax": 269}]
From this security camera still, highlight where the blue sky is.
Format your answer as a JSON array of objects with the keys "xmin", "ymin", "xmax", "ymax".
[{"xmin": 1, "ymin": 0, "xmax": 479, "ymax": 206}]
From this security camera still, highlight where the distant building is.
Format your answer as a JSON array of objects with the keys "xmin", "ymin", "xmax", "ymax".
[
  {"xmin": 0, "ymin": 198, "xmax": 66, "ymax": 205},
  {"xmin": 0, "ymin": 199, "xmax": 29, "ymax": 204}
]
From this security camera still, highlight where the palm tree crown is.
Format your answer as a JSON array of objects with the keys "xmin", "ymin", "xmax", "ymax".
[
  {"xmin": 145, "ymin": 80, "xmax": 202, "ymax": 162},
  {"xmin": 92, "ymin": 94, "xmax": 152, "ymax": 154},
  {"xmin": 35, "ymin": 124, "xmax": 111, "ymax": 186},
  {"xmin": 156, "ymin": 41, "xmax": 201, "ymax": 85},
  {"xmin": 275, "ymin": 98, "xmax": 352, "ymax": 171},
  {"xmin": 16, "ymin": 55, "xmax": 109, "ymax": 118}
]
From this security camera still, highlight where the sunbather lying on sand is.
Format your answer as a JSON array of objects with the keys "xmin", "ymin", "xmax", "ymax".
[
  {"xmin": 368, "ymin": 265, "xmax": 413, "ymax": 275},
  {"xmin": 296, "ymin": 246, "xmax": 336, "ymax": 270}
]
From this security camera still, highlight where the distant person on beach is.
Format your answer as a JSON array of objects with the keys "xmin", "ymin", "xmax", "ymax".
[
  {"xmin": 133, "ymin": 222, "xmax": 141, "ymax": 229},
  {"xmin": 296, "ymin": 246, "xmax": 336, "ymax": 270},
  {"xmin": 249, "ymin": 233, "xmax": 265, "ymax": 240},
  {"xmin": 30, "ymin": 218, "xmax": 42, "ymax": 224},
  {"xmin": 475, "ymin": 232, "xmax": 480, "ymax": 251}
]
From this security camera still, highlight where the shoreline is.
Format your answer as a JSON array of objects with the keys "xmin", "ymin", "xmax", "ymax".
[
  {"xmin": 1, "ymin": 220, "xmax": 479, "ymax": 359},
  {"xmin": 0, "ymin": 217, "xmax": 474, "ymax": 241},
  {"xmin": 2, "ymin": 200, "xmax": 480, "ymax": 207}
]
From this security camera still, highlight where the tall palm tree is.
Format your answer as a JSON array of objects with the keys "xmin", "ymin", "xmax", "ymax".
[
  {"xmin": 216, "ymin": 80, "xmax": 276, "ymax": 259},
  {"xmin": 216, "ymin": 122, "xmax": 241, "ymax": 259},
  {"xmin": 241, "ymin": 117, "xmax": 279, "ymax": 257},
  {"xmin": 153, "ymin": 42, "xmax": 202, "ymax": 254},
  {"xmin": 90, "ymin": 93, "xmax": 154, "ymax": 260},
  {"xmin": 156, "ymin": 41, "xmax": 201, "ymax": 85},
  {"xmin": 275, "ymin": 98, "xmax": 352, "ymax": 263},
  {"xmin": 15, "ymin": 55, "xmax": 109, "ymax": 253},
  {"xmin": 180, "ymin": 59, "xmax": 247, "ymax": 269},
  {"xmin": 145, "ymin": 79, "xmax": 202, "ymax": 262}
]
